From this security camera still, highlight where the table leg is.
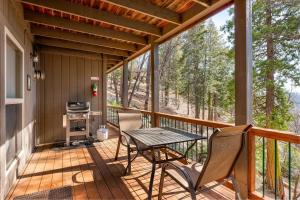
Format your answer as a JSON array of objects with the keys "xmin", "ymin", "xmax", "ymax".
[
  {"xmin": 148, "ymin": 161, "xmax": 156, "ymax": 200},
  {"xmin": 148, "ymin": 148, "xmax": 157, "ymax": 200},
  {"xmin": 125, "ymin": 145, "xmax": 131, "ymax": 175}
]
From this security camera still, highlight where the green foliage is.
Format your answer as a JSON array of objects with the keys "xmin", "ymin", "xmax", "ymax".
[
  {"xmin": 224, "ymin": 0, "xmax": 300, "ymax": 130},
  {"xmin": 159, "ymin": 20, "xmax": 235, "ymax": 119}
]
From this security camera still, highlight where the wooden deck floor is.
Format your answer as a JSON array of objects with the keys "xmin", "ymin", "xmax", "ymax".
[{"xmin": 6, "ymin": 126, "xmax": 235, "ymax": 200}]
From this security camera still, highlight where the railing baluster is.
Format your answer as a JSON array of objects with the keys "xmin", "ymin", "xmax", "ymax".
[
  {"xmin": 275, "ymin": 139, "xmax": 277, "ymax": 199},
  {"xmin": 288, "ymin": 142, "xmax": 291, "ymax": 200},
  {"xmin": 195, "ymin": 124, "xmax": 198, "ymax": 161},
  {"xmin": 262, "ymin": 137, "xmax": 265, "ymax": 197}
]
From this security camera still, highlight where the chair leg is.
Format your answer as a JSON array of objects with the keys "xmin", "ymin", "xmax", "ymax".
[
  {"xmin": 158, "ymin": 166, "xmax": 166, "ymax": 200},
  {"xmin": 190, "ymin": 189, "xmax": 196, "ymax": 200},
  {"xmin": 114, "ymin": 135, "xmax": 122, "ymax": 161},
  {"xmin": 157, "ymin": 150, "xmax": 162, "ymax": 168},
  {"xmin": 231, "ymin": 176, "xmax": 242, "ymax": 200}
]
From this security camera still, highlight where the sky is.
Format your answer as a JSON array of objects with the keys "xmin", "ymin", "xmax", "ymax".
[{"xmin": 211, "ymin": 8, "xmax": 231, "ymax": 29}]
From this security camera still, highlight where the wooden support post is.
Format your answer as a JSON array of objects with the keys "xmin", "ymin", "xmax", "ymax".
[
  {"xmin": 0, "ymin": 23, "xmax": 5, "ymax": 200},
  {"xmin": 234, "ymin": 0, "xmax": 253, "ymax": 198},
  {"xmin": 102, "ymin": 54, "xmax": 108, "ymax": 125},
  {"xmin": 150, "ymin": 43, "xmax": 159, "ymax": 127},
  {"xmin": 121, "ymin": 60, "xmax": 129, "ymax": 107}
]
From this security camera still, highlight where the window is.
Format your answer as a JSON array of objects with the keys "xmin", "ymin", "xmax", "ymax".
[{"xmin": 4, "ymin": 27, "xmax": 24, "ymax": 169}]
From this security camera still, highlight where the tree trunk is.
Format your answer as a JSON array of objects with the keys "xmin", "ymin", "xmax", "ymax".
[
  {"xmin": 144, "ymin": 59, "xmax": 151, "ymax": 110},
  {"xmin": 265, "ymin": 1, "xmax": 285, "ymax": 198},
  {"xmin": 213, "ymin": 93, "xmax": 218, "ymax": 121},
  {"xmin": 195, "ymin": 95, "xmax": 200, "ymax": 118},
  {"xmin": 202, "ymin": 47, "xmax": 207, "ymax": 120},
  {"xmin": 128, "ymin": 55, "xmax": 147, "ymax": 106},
  {"xmin": 187, "ymin": 83, "xmax": 190, "ymax": 115},
  {"xmin": 293, "ymin": 174, "xmax": 300, "ymax": 200},
  {"xmin": 112, "ymin": 73, "xmax": 119, "ymax": 103},
  {"xmin": 175, "ymin": 87, "xmax": 179, "ymax": 109},
  {"xmin": 207, "ymin": 92, "xmax": 212, "ymax": 120},
  {"xmin": 164, "ymin": 82, "xmax": 169, "ymax": 107}
]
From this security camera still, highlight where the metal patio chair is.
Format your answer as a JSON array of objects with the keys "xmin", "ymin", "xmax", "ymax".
[
  {"xmin": 158, "ymin": 124, "xmax": 252, "ymax": 200},
  {"xmin": 114, "ymin": 110, "xmax": 143, "ymax": 160}
]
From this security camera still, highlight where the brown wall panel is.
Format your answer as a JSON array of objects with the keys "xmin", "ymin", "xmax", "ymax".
[
  {"xmin": 44, "ymin": 53, "xmax": 54, "ymax": 143},
  {"xmin": 37, "ymin": 51, "xmax": 105, "ymax": 144},
  {"xmin": 53, "ymin": 54, "xmax": 63, "ymax": 141}
]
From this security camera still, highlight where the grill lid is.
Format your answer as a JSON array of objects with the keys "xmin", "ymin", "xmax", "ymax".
[{"xmin": 66, "ymin": 102, "xmax": 90, "ymax": 112}]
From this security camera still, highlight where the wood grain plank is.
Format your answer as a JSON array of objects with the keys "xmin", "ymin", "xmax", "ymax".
[
  {"xmin": 70, "ymin": 148, "xmax": 88, "ymax": 200},
  {"xmin": 98, "ymin": 59, "xmax": 103, "ymax": 124},
  {"xmin": 50, "ymin": 149, "xmax": 63, "ymax": 189},
  {"xmin": 69, "ymin": 56, "xmax": 78, "ymax": 102},
  {"xmin": 88, "ymin": 146, "xmax": 127, "ymax": 199},
  {"xmin": 82, "ymin": 147, "xmax": 114, "ymax": 199},
  {"xmin": 76, "ymin": 57, "xmax": 85, "ymax": 102},
  {"xmin": 44, "ymin": 53, "xmax": 54, "ymax": 143},
  {"xmin": 52, "ymin": 54, "xmax": 63, "ymax": 142},
  {"xmin": 25, "ymin": 149, "xmax": 50, "ymax": 194},
  {"xmin": 97, "ymin": 143, "xmax": 137, "ymax": 199},
  {"xmin": 76, "ymin": 148, "xmax": 102, "ymax": 200},
  {"xmin": 38, "ymin": 149, "xmax": 55, "ymax": 192},
  {"xmin": 62, "ymin": 149, "xmax": 73, "ymax": 187},
  {"xmin": 84, "ymin": 58, "xmax": 92, "ymax": 104},
  {"xmin": 91, "ymin": 59, "xmax": 100, "ymax": 128},
  {"xmin": 8, "ymin": 148, "xmax": 44, "ymax": 199},
  {"xmin": 38, "ymin": 53, "xmax": 45, "ymax": 144}
]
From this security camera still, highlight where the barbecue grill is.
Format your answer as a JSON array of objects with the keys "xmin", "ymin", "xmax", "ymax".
[{"xmin": 66, "ymin": 101, "xmax": 90, "ymax": 146}]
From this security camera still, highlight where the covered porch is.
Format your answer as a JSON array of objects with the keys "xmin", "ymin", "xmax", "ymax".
[{"xmin": 0, "ymin": 0, "xmax": 299, "ymax": 200}]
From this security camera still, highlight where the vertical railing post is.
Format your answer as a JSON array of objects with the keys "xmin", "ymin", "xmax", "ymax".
[
  {"xmin": 234, "ymin": 0, "xmax": 253, "ymax": 198},
  {"xmin": 150, "ymin": 43, "xmax": 159, "ymax": 127},
  {"xmin": 102, "ymin": 54, "xmax": 107, "ymax": 125},
  {"xmin": 121, "ymin": 60, "xmax": 129, "ymax": 108}
]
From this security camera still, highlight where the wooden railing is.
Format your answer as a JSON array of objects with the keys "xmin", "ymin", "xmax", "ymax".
[{"xmin": 107, "ymin": 105, "xmax": 300, "ymax": 199}]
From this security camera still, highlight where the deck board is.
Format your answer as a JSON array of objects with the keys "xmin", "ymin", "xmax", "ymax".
[{"xmin": 6, "ymin": 126, "xmax": 235, "ymax": 200}]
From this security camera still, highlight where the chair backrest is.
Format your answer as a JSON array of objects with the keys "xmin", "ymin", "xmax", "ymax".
[
  {"xmin": 117, "ymin": 111, "xmax": 143, "ymax": 135},
  {"xmin": 196, "ymin": 124, "xmax": 252, "ymax": 188}
]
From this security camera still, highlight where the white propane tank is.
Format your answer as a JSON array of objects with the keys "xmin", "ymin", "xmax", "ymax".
[{"xmin": 97, "ymin": 125, "xmax": 108, "ymax": 142}]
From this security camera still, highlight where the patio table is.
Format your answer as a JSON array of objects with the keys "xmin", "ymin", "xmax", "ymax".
[{"xmin": 123, "ymin": 127, "xmax": 206, "ymax": 200}]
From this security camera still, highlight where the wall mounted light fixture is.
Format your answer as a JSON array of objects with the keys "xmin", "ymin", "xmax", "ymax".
[{"xmin": 31, "ymin": 45, "xmax": 45, "ymax": 80}]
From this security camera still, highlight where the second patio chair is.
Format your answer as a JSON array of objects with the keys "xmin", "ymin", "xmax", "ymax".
[
  {"xmin": 114, "ymin": 111, "xmax": 143, "ymax": 162},
  {"xmin": 158, "ymin": 124, "xmax": 252, "ymax": 200}
]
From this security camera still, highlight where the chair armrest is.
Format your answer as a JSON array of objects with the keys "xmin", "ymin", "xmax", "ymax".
[{"xmin": 120, "ymin": 133, "xmax": 131, "ymax": 147}]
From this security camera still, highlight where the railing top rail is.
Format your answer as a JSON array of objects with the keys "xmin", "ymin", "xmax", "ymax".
[
  {"xmin": 250, "ymin": 127, "xmax": 300, "ymax": 144},
  {"xmin": 155, "ymin": 112, "xmax": 234, "ymax": 128},
  {"xmin": 107, "ymin": 105, "xmax": 152, "ymax": 114},
  {"xmin": 107, "ymin": 105, "xmax": 300, "ymax": 144}
]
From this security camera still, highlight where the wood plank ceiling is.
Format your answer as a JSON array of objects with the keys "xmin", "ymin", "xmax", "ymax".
[{"xmin": 22, "ymin": 0, "xmax": 232, "ymax": 71}]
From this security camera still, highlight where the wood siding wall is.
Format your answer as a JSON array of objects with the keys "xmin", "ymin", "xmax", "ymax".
[{"xmin": 37, "ymin": 51, "xmax": 105, "ymax": 145}]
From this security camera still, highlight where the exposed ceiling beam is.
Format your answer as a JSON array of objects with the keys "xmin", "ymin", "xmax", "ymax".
[
  {"xmin": 191, "ymin": 0, "xmax": 212, "ymax": 7},
  {"xmin": 31, "ymin": 25, "xmax": 137, "ymax": 52},
  {"xmin": 22, "ymin": 0, "xmax": 162, "ymax": 37},
  {"xmin": 110, "ymin": 0, "xmax": 233, "ymax": 73},
  {"xmin": 24, "ymin": 10, "xmax": 148, "ymax": 45},
  {"xmin": 101, "ymin": 0, "xmax": 181, "ymax": 25},
  {"xmin": 161, "ymin": 1, "xmax": 231, "ymax": 41},
  {"xmin": 38, "ymin": 46, "xmax": 123, "ymax": 61},
  {"xmin": 35, "ymin": 37, "xmax": 130, "ymax": 57},
  {"xmin": 107, "ymin": 60, "xmax": 120, "ymax": 65}
]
